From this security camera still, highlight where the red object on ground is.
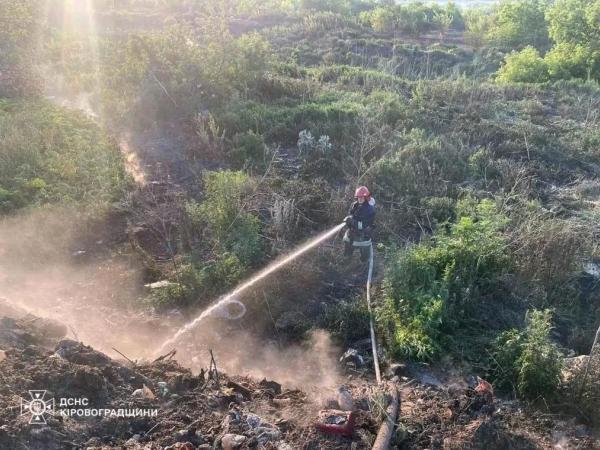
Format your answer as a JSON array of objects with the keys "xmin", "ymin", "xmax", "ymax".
[{"xmin": 315, "ymin": 411, "xmax": 356, "ymax": 437}]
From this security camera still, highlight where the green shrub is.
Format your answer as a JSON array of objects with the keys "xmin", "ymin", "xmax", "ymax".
[
  {"xmin": 545, "ymin": 43, "xmax": 593, "ymax": 81},
  {"xmin": 220, "ymin": 95, "xmax": 362, "ymax": 145},
  {"xmin": 485, "ymin": 0, "xmax": 549, "ymax": 51},
  {"xmin": 362, "ymin": 7, "xmax": 396, "ymax": 33},
  {"xmin": 229, "ymin": 131, "xmax": 271, "ymax": 172},
  {"xmin": 496, "ymin": 46, "xmax": 549, "ymax": 83},
  {"xmin": 199, "ymin": 170, "xmax": 263, "ymax": 266},
  {"xmin": 490, "ymin": 309, "xmax": 563, "ymax": 400},
  {"xmin": 0, "ymin": 0, "xmax": 41, "ymax": 97},
  {"xmin": 369, "ymin": 129, "xmax": 468, "ymax": 206},
  {"xmin": 321, "ymin": 299, "xmax": 371, "ymax": 345},
  {"xmin": 0, "ymin": 100, "xmax": 128, "ymax": 213},
  {"xmin": 378, "ymin": 199, "xmax": 509, "ymax": 360},
  {"xmin": 147, "ymin": 253, "xmax": 245, "ymax": 309},
  {"xmin": 421, "ymin": 196, "xmax": 455, "ymax": 225}
]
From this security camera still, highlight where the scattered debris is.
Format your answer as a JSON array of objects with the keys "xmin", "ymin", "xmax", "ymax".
[
  {"xmin": 0, "ymin": 311, "xmax": 597, "ymax": 449},
  {"xmin": 221, "ymin": 433, "xmax": 246, "ymax": 450},
  {"xmin": 259, "ymin": 378, "xmax": 282, "ymax": 396},
  {"xmin": 386, "ymin": 363, "xmax": 408, "ymax": 378},
  {"xmin": 337, "ymin": 385, "xmax": 354, "ymax": 411},
  {"xmin": 153, "ymin": 348, "xmax": 177, "ymax": 363},
  {"xmin": 474, "ymin": 376, "xmax": 494, "ymax": 398},
  {"xmin": 340, "ymin": 348, "xmax": 365, "ymax": 369}
]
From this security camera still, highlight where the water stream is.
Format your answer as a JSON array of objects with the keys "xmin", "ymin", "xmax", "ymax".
[{"xmin": 155, "ymin": 223, "xmax": 345, "ymax": 354}]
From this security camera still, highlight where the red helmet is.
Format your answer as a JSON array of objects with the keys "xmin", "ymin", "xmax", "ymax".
[{"xmin": 354, "ymin": 186, "xmax": 370, "ymax": 198}]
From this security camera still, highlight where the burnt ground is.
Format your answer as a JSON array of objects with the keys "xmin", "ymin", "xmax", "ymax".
[{"xmin": 1, "ymin": 311, "xmax": 599, "ymax": 450}]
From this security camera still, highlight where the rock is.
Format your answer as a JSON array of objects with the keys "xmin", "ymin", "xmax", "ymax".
[
  {"xmin": 0, "ymin": 349, "xmax": 5, "ymax": 363},
  {"xmin": 221, "ymin": 433, "xmax": 246, "ymax": 450},
  {"xmin": 337, "ymin": 386, "xmax": 354, "ymax": 411},
  {"xmin": 340, "ymin": 348, "xmax": 364, "ymax": 368}
]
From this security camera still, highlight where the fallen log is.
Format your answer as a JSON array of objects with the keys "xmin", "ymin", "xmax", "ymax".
[{"xmin": 371, "ymin": 387, "xmax": 399, "ymax": 450}]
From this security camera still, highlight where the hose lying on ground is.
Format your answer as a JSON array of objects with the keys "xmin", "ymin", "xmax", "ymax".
[{"xmin": 367, "ymin": 243, "xmax": 381, "ymax": 384}]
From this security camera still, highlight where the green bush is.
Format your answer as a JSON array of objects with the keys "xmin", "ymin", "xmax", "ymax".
[
  {"xmin": 496, "ymin": 46, "xmax": 549, "ymax": 83},
  {"xmin": 229, "ymin": 131, "xmax": 271, "ymax": 172},
  {"xmin": 199, "ymin": 170, "xmax": 263, "ymax": 266},
  {"xmin": 378, "ymin": 199, "xmax": 509, "ymax": 360},
  {"xmin": 220, "ymin": 95, "xmax": 362, "ymax": 145},
  {"xmin": 0, "ymin": 0, "xmax": 41, "ymax": 97},
  {"xmin": 0, "ymin": 100, "xmax": 128, "ymax": 213},
  {"xmin": 490, "ymin": 309, "xmax": 563, "ymax": 400},
  {"xmin": 147, "ymin": 253, "xmax": 245, "ymax": 309},
  {"xmin": 545, "ymin": 43, "xmax": 593, "ymax": 81},
  {"xmin": 486, "ymin": 0, "xmax": 549, "ymax": 51},
  {"xmin": 320, "ymin": 299, "xmax": 371, "ymax": 346},
  {"xmin": 369, "ymin": 129, "xmax": 468, "ymax": 206},
  {"xmin": 361, "ymin": 2, "xmax": 462, "ymax": 37}
]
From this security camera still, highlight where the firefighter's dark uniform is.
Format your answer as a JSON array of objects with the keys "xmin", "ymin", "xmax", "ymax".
[{"xmin": 343, "ymin": 200, "xmax": 375, "ymax": 262}]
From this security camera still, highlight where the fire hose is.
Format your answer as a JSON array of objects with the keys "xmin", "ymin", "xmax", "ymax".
[
  {"xmin": 366, "ymin": 242, "xmax": 382, "ymax": 384},
  {"xmin": 367, "ymin": 244, "xmax": 400, "ymax": 450}
]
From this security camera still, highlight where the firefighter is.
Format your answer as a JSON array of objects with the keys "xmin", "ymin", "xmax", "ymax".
[{"xmin": 343, "ymin": 186, "xmax": 375, "ymax": 262}]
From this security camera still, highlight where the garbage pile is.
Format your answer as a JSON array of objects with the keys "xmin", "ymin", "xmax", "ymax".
[
  {"xmin": 0, "ymin": 312, "xmax": 381, "ymax": 450},
  {"xmin": 1, "ymin": 311, "xmax": 598, "ymax": 450},
  {"xmin": 393, "ymin": 368, "xmax": 598, "ymax": 450}
]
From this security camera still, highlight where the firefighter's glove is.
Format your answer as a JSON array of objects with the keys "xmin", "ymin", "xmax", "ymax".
[{"xmin": 344, "ymin": 216, "xmax": 354, "ymax": 228}]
